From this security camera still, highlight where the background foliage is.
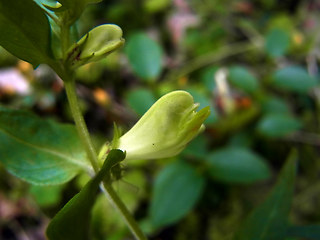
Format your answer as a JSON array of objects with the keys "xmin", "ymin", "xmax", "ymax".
[{"xmin": 1, "ymin": 0, "xmax": 320, "ymax": 239}]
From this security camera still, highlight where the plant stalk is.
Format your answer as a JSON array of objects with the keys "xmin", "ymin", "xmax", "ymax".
[
  {"xmin": 64, "ymin": 79, "xmax": 147, "ymax": 239},
  {"xmin": 60, "ymin": 21, "xmax": 147, "ymax": 240},
  {"xmin": 64, "ymin": 79, "xmax": 100, "ymax": 172},
  {"xmin": 64, "ymin": 79, "xmax": 147, "ymax": 240},
  {"xmin": 102, "ymin": 183, "xmax": 148, "ymax": 240}
]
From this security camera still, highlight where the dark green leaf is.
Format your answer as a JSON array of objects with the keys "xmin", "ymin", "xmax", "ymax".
[
  {"xmin": 207, "ymin": 147, "xmax": 270, "ymax": 183},
  {"xmin": 233, "ymin": 151, "xmax": 297, "ymax": 240},
  {"xmin": 228, "ymin": 66, "xmax": 259, "ymax": 94},
  {"xmin": 150, "ymin": 161, "xmax": 205, "ymax": 228},
  {"xmin": 271, "ymin": 66, "xmax": 317, "ymax": 93},
  {"xmin": 265, "ymin": 28, "xmax": 291, "ymax": 58},
  {"xmin": 228, "ymin": 131, "xmax": 253, "ymax": 148},
  {"xmin": 182, "ymin": 134, "xmax": 209, "ymax": 159},
  {"xmin": 287, "ymin": 225, "xmax": 320, "ymax": 240},
  {"xmin": 0, "ymin": 0, "xmax": 53, "ymax": 67},
  {"xmin": 261, "ymin": 96, "xmax": 290, "ymax": 114},
  {"xmin": 125, "ymin": 33, "xmax": 163, "ymax": 81},
  {"xmin": 257, "ymin": 114, "xmax": 302, "ymax": 138},
  {"xmin": 46, "ymin": 149, "xmax": 125, "ymax": 240},
  {"xmin": 0, "ymin": 106, "xmax": 90, "ymax": 185},
  {"xmin": 126, "ymin": 88, "xmax": 156, "ymax": 116}
]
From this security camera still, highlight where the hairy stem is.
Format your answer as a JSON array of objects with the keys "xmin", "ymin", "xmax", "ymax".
[{"xmin": 64, "ymin": 79, "xmax": 100, "ymax": 172}]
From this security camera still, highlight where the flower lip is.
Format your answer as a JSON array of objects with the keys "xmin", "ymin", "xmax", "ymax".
[{"xmin": 116, "ymin": 90, "xmax": 210, "ymax": 160}]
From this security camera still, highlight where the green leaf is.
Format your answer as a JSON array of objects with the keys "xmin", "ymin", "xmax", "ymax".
[
  {"xmin": 265, "ymin": 28, "xmax": 291, "ymax": 58},
  {"xmin": 125, "ymin": 33, "xmax": 163, "ymax": 81},
  {"xmin": 0, "ymin": 0, "xmax": 53, "ymax": 67},
  {"xmin": 125, "ymin": 88, "xmax": 156, "ymax": 116},
  {"xmin": 233, "ymin": 151, "xmax": 297, "ymax": 240},
  {"xmin": 201, "ymin": 66, "xmax": 218, "ymax": 92},
  {"xmin": 271, "ymin": 66, "xmax": 317, "ymax": 93},
  {"xmin": 0, "ymin": 106, "xmax": 90, "ymax": 185},
  {"xmin": 287, "ymin": 225, "xmax": 320, "ymax": 240},
  {"xmin": 30, "ymin": 184, "xmax": 64, "ymax": 207},
  {"xmin": 150, "ymin": 161, "xmax": 205, "ymax": 228},
  {"xmin": 46, "ymin": 149, "xmax": 125, "ymax": 240},
  {"xmin": 261, "ymin": 96, "xmax": 290, "ymax": 114},
  {"xmin": 257, "ymin": 114, "xmax": 302, "ymax": 138},
  {"xmin": 182, "ymin": 134, "xmax": 209, "ymax": 159},
  {"xmin": 207, "ymin": 147, "xmax": 270, "ymax": 183},
  {"xmin": 228, "ymin": 66, "xmax": 259, "ymax": 94}
]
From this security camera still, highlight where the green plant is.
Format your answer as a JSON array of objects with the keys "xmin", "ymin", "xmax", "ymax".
[
  {"xmin": 2, "ymin": 1, "xmax": 320, "ymax": 240},
  {"xmin": 0, "ymin": 1, "xmax": 209, "ymax": 239}
]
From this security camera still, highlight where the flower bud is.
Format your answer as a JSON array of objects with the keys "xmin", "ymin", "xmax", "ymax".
[
  {"xmin": 67, "ymin": 24, "xmax": 124, "ymax": 67},
  {"xmin": 117, "ymin": 91, "xmax": 210, "ymax": 160}
]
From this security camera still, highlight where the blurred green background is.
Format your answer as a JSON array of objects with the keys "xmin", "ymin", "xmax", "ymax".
[{"xmin": 1, "ymin": 0, "xmax": 320, "ymax": 239}]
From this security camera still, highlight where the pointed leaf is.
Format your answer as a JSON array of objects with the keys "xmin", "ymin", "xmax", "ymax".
[
  {"xmin": 46, "ymin": 149, "xmax": 125, "ymax": 240},
  {"xmin": 0, "ymin": 106, "xmax": 90, "ymax": 185},
  {"xmin": 233, "ymin": 151, "xmax": 297, "ymax": 240},
  {"xmin": 0, "ymin": 0, "xmax": 53, "ymax": 67}
]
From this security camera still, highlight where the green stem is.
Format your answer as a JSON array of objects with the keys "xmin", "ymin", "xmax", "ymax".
[
  {"xmin": 64, "ymin": 78, "xmax": 147, "ymax": 240},
  {"xmin": 64, "ymin": 79, "xmax": 100, "ymax": 172},
  {"xmin": 59, "ymin": 20, "xmax": 147, "ymax": 240},
  {"xmin": 103, "ymin": 183, "xmax": 148, "ymax": 240}
]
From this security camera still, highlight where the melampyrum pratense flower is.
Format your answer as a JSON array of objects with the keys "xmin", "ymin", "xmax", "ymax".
[{"xmin": 116, "ymin": 90, "xmax": 210, "ymax": 160}]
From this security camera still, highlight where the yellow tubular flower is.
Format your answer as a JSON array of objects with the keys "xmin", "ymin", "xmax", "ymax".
[{"xmin": 117, "ymin": 90, "xmax": 210, "ymax": 160}]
